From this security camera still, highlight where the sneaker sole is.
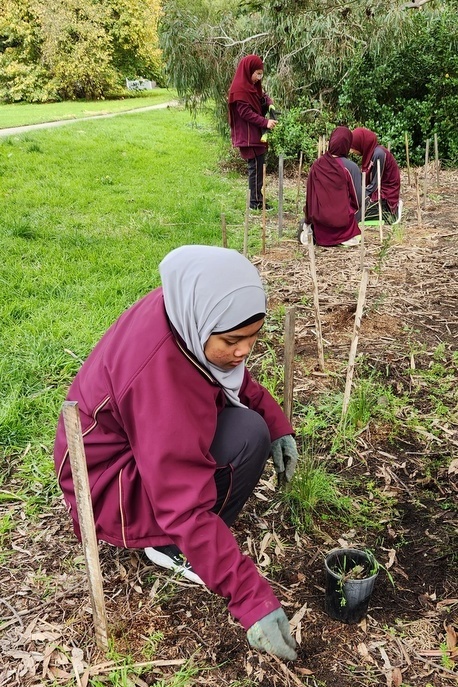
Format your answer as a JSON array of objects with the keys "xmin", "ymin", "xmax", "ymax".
[{"xmin": 144, "ymin": 547, "xmax": 204, "ymax": 585}]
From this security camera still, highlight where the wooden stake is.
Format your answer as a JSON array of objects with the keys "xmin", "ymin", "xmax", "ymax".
[
  {"xmin": 423, "ymin": 138, "xmax": 430, "ymax": 210},
  {"xmin": 243, "ymin": 189, "xmax": 250, "ymax": 257},
  {"xmin": 262, "ymin": 163, "xmax": 267, "ymax": 254},
  {"xmin": 434, "ymin": 133, "xmax": 439, "ymax": 188},
  {"xmin": 62, "ymin": 401, "xmax": 109, "ymax": 652},
  {"xmin": 278, "ymin": 154, "xmax": 284, "ymax": 238},
  {"xmin": 377, "ymin": 158, "xmax": 383, "ymax": 242},
  {"xmin": 307, "ymin": 231, "xmax": 325, "ymax": 372},
  {"xmin": 414, "ymin": 169, "xmax": 422, "ymax": 226},
  {"xmin": 404, "ymin": 132, "xmax": 411, "ymax": 186},
  {"xmin": 295, "ymin": 151, "xmax": 303, "ymax": 218},
  {"xmin": 221, "ymin": 213, "xmax": 227, "ymax": 248},
  {"xmin": 283, "ymin": 306, "xmax": 296, "ymax": 423},
  {"xmin": 341, "ymin": 269, "xmax": 370, "ymax": 419},
  {"xmin": 360, "ymin": 171, "xmax": 366, "ymax": 270}
]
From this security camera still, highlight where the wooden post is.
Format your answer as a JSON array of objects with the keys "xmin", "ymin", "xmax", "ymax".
[
  {"xmin": 221, "ymin": 213, "xmax": 227, "ymax": 248},
  {"xmin": 377, "ymin": 159, "xmax": 383, "ymax": 242},
  {"xmin": 414, "ymin": 169, "xmax": 422, "ymax": 226},
  {"xmin": 341, "ymin": 269, "xmax": 370, "ymax": 419},
  {"xmin": 360, "ymin": 171, "xmax": 366, "ymax": 270},
  {"xmin": 283, "ymin": 306, "xmax": 296, "ymax": 423},
  {"xmin": 317, "ymin": 137, "xmax": 321, "ymax": 158},
  {"xmin": 423, "ymin": 138, "xmax": 430, "ymax": 210},
  {"xmin": 307, "ymin": 231, "xmax": 325, "ymax": 372},
  {"xmin": 243, "ymin": 189, "xmax": 250, "ymax": 257},
  {"xmin": 295, "ymin": 151, "xmax": 303, "ymax": 218},
  {"xmin": 404, "ymin": 132, "xmax": 411, "ymax": 186},
  {"xmin": 62, "ymin": 401, "xmax": 109, "ymax": 652},
  {"xmin": 262, "ymin": 163, "xmax": 267, "ymax": 254},
  {"xmin": 278, "ymin": 154, "xmax": 284, "ymax": 238},
  {"xmin": 434, "ymin": 133, "xmax": 439, "ymax": 188}
]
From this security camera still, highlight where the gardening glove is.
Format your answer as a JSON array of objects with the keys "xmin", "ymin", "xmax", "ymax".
[
  {"xmin": 247, "ymin": 608, "xmax": 297, "ymax": 661},
  {"xmin": 271, "ymin": 434, "xmax": 298, "ymax": 484}
]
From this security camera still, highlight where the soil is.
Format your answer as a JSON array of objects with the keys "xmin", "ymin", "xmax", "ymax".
[{"xmin": 1, "ymin": 168, "xmax": 457, "ymax": 687}]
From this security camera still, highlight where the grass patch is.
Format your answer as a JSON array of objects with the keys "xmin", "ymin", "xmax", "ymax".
[{"xmin": 0, "ymin": 104, "xmax": 249, "ymax": 506}]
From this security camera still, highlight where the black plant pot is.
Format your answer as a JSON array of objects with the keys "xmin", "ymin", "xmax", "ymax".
[{"xmin": 324, "ymin": 548, "xmax": 379, "ymax": 624}]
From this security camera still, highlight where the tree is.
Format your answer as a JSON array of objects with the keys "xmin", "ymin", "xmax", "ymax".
[{"xmin": 0, "ymin": 0, "xmax": 162, "ymax": 102}]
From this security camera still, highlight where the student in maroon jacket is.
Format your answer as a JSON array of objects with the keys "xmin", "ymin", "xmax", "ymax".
[
  {"xmin": 303, "ymin": 126, "xmax": 362, "ymax": 247},
  {"xmin": 228, "ymin": 54, "xmax": 277, "ymax": 210},
  {"xmin": 351, "ymin": 127, "xmax": 402, "ymax": 224},
  {"xmin": 54, "ymin": 245, "xmax": 298, "ymax": 661}
]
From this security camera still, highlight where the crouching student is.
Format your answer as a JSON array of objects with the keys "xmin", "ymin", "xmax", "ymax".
[
  {"xmin": 302, "ymin": 126, "xmax": 362, "ymax": 247},
  {"xmin": 54, "ymin": 245, "xmax": 298, "ymax": 661},
  {"xmin": 351, "ymin": 127, "xmax": 402, "ymax": 224}
]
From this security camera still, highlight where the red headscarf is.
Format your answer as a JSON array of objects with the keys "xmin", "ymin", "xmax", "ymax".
[
  {"xmin": 228, "ymin": 54, "xmax": 264, "ymax": 115},
  {"xmin": 328, "ymin": 126, "xmax": 352, "ymax": 157},
  {"xmin": 351, "ymin": 127, "xmax": 378, "ymax": 173},
  {"xmin": 305, "ymin": 127, "xmax": 351, "ymax": 229}
]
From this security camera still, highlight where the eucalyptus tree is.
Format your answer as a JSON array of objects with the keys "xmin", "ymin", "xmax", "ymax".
[{"xmin": 159, "ymin": 0, "xmax": 444, "ymax": 130}]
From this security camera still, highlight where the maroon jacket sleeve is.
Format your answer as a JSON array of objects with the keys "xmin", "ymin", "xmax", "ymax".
[
  {"xmin": 235, "ymin": 101, "xmax": 269, "ymax": 129},
  {"xmin": 239, "ymin": 369, "xmax": 294, "ymax": 440}
]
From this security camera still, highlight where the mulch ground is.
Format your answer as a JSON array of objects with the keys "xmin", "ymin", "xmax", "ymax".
[{"xmin": 1, "ymin": 167, "xmax": 457, "ymax": 687}]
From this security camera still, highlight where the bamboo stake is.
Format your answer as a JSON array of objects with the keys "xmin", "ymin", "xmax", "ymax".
[
  {"xmin": 262, "ymin": 163, "xmax": 267, "ymax": 253},
  {"xmin": 62, "ymin": 401, "xmax": 109, "ymax": 652},
  {"xmin": 317, "ymin": 137, "xmax": 321, "ymax": 158},
  {"xmin": 278, "ymin": 154, "xmax": 284, "ymax": 238},
  {"xmin": 307, "ymin": 232, "xmax": 325, "ymax": 372},
  {"xmin": 221, "ymin": 213, "xmax": 227, "ymax": 248},
  {"xmin": 243, "ymin": 189, "xmax": 250, "ymax": 257},
  {"xmin": 341, "ymin": 269, "xmax": 370, "ymax": 419},
  {"xmin": 283, "ymin": 306, "xmax": 296, "ymax": 423},
  {"xmin": 295, "ymin": 151, "xmax": 303, "ymax": 218},
  {"xmin": 414, "ymin": 169, "xmax": 422, "ymax": 226},
  {"xmin": 377, "ymin": 158, "xmax": 383, "ymax": 242},
  {"xmin": 404, "ymin": 132, "xmax": 411, "ymax": 186},
  {"xmin": 434, "ymin": 133, "xmax": 439, "ymax": 188},
  {"xmin": 423, "ymin": 138, "xmax": 430, "ymax": 210},
  {"xmin": 360, "ymin": 171, "xmax": 366, "ymax": 270}
]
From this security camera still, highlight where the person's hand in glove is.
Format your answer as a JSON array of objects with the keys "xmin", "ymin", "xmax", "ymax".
[
  {"xmin": 271, "ymin": 434, "xmax": 298, "ymax": 484},
  {"xmin": 247, "ymin": 607, "xmax": 297, "ymax": 660}
]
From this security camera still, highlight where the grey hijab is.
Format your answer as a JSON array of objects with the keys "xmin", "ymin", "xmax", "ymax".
[{"xmin": 159, "ymin": 245, "xmax": 266, "ymax": 407}]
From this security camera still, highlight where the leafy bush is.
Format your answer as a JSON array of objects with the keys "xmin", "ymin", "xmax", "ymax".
[{"xmin": 338, "ymin": 7, "xmax": 458, "ymax": 166}]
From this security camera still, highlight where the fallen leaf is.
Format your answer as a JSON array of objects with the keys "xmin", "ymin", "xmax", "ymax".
[
  {"xmin": 392, "ymin": 666, "xmax": 403, "ymax": 686},
  {"xmin": 448, "ymin": 458, "xmax": 458, "ymax": 475},
  {"xmin": 445, "ymin": 624, "xmax": 457, "ymax": 650}
]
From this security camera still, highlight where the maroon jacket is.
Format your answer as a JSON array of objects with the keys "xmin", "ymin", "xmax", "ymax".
[
  {"xmin": 229, "ymin": 98, "xmax": 272, "ymax": 159},
  {"xmin": 54, "ymin": 287, "xmax": 293, "ymax": 629}
]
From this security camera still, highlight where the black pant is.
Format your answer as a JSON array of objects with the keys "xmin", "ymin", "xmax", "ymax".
[
  {"xmin": 365, "ymin": 199, "xmax": 397, "ymax": 224},
  {"xmin": 247, "ymin": 154, "xmax": 265, "ymax": 208},
  {"xmin": 210, "ymin": 407, "xmax": 271, "ymax": 526}
]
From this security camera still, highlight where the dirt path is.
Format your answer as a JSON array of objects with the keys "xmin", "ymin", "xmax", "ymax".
[{"xmin": 0, "ymin": 101, "xmax": 179, "ymax": 137}]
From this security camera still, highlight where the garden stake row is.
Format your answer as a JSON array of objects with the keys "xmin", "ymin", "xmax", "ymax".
[
  {"xmin": 62, "ymin": 401, "xmax": 109, "ymax": 652},
  {"xmin": 414, "ymin": 169, "xmax": 423, "ymax": 226},
  {"xmin": 307, "ymin": 231, "xmax": 325, "ymax": 372},
  {"xmin": 424, "ymin": 138, "xmax": 430, "ymax": 210},
  {"xmin": 295, "ymin": 151, "xmax": 304, "ymax": 219},
  {"xmin": 405, "ymin": 131, "xmax": 411, "ymax": 186},
  {"xmin": 360, "ymin": 171, "xmax": 366, "ymax": 270},
  {"xmin": 283, "ymin": 306, "xmax": 296, "ymax": 423},
  {"xmin": 377, "ymin": 158, "xmax": 383, "ymax": 242},
  {"xmin": 341, "ymin": 267, "xmax": 370, "ymax": 419},
  {"xmin": 221, "ymin": 213, "xmax": 227, "ymax": 248},
  {"xmin": 243, "ymin": 189, "xmax": 249, "ymax": 257},
  {"xmin": 262, "ymin": 163, "xmax": 267, "ymax": 253},
  {"xmin": 278, "ymin": 154, "xmax": 284, "ymax": 238}
]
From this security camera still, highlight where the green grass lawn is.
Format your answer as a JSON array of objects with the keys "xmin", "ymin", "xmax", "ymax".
[
  {"xmin": 0, "ymin": 89, "xmax": 177, "ymax": 129},
  {"xmin": 0, "ymin": 104, "xmax": 250, "ymax": 505}
]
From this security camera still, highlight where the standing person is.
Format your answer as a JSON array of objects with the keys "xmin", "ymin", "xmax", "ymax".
[
  {"xmin": 301, "ymin": 126, "xmax": 362, "ymax": 247},
  {"xmin": 228, "ymin": 54, "xmax": 277, "ymax": 210},
  {"xmin": 54, "ymin": 245, "xmax": 298, "ymax": 661},
  {"xmin": 351, "ymin": 127, "xmax": 402, "ymax": 224}
]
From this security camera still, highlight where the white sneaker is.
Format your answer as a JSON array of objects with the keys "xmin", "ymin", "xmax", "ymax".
[
  {"xmin": 339, "ymin": 235, "xmax": 361, "ymax": 247},
  {"xmin": 392, "ymin": 199, "xmax": 403, "ymax": 225},
  {"xmin": 144, "ymin": 545, "xmax": 204, "ymax": 585}
]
